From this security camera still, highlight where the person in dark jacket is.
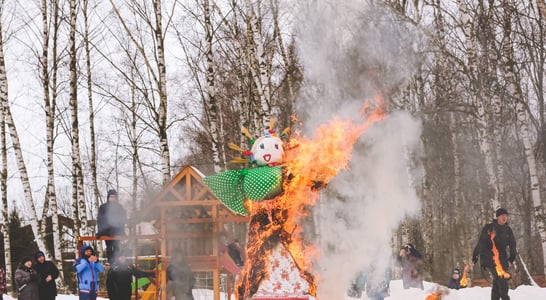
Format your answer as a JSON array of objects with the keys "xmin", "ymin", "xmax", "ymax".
[
  {"xmin": 472, "ymin": 208, "xmax": 516, "ymax": 300},
  {"xmin": 447, "ymin": 268, "xmax": 461, "ymax": 289},
  {"xmin": 397, "ymin": 243, "xmax": 424, "ymax": 290},
  {"xmin": 166, "ymin": 251, "xmax": 195, "ymax": 300},
  {"xmin": 97, "ymin": 189, "xmax": 127, "ymax": 263},
  {"xmin": 15, "ymin": 256, "xmax": 39, "ymax": 300},
  {"xmin": 106, "ymin": 253, "xmax": 155, "ymax": 300},
  {"xmin": 73, "ymin": 245, "xmax": 104, "ymax": 300},
  {"xmin": 33, "ymin": 251, "xmax": 59, "ymax": 300}
]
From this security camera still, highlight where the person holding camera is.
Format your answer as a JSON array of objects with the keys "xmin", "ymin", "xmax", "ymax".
[
  {"xmin": 397, "ymin": 243, "xmax": 424, "ymax": 290},
  {"xmin": 73, "ymin": 245, "xmax": 104, "ymax": 300}
]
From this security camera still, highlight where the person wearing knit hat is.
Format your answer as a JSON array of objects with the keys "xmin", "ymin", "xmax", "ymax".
[
  {"xmin": 74, "ymin": 245, "xmax": 104, "ymax": 300},
  {"xmin": 15, "ymin": 255, "xmax": 39, "ymax": 299},
  {"xmin": 496, "ymin": 208, "xmax": 509, "ymax": 217},
  {"xmin": 33, "ymin": 250, "xmax": 59, "ymax": 300},
  {"xmin": 472, "ymin": 207, "xmax": 516, "ymax": 300},
  {"xmin": 97, "ymin": 188, "xmax": 127, "ymax": 263}
]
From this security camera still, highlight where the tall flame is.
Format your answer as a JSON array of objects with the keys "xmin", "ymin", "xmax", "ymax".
[
  {"xmin": 236, "ymin": 100, "xmax": 386, "ymax": 299},
  {"xmin": 459, "ymin": 263, "xmax": 469, "ymax": 288},
  {"xmin": 488, "ymin": 230, "xmax": 511, "ymax": 279}
]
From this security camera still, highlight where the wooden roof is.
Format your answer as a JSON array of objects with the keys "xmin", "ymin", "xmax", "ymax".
[{"xmin": 136, "ymin": 165, "xmax": 248, "ymax": 224}]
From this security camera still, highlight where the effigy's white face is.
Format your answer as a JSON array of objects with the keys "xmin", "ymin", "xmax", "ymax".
[{"xmin": 251, "ymin": 136, "xmax": 284, "ymax": 166}]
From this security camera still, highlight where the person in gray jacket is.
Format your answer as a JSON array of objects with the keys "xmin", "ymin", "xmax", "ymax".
[{"xmin": 15, "ymin": 256, "xmax": 39, "ymax": 300}]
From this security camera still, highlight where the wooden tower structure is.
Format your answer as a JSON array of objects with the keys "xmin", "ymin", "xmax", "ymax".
[{"xmin": 136, "ymin": 165, "xmax": 249, "ymax": 300}]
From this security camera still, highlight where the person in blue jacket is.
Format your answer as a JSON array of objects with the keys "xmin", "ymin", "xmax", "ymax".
[{"xmin": 73, "ymin": 245, "xmax": 104, "ymax": 300}]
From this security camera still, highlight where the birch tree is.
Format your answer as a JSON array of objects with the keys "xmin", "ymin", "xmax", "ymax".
[
  {"xmin": 0, "ymin": 0, "xmax": 50, "ymax": 259},
  {"xmin": 83, "ymin": 0, "xmax": 101, "ymax": 221},
  {"xmin": 40, "ymin": 0, "xmax": 65, "ymax": 282},
  {"xmin": 500, "ymin": 0, "xmax": 546, "ymax": 278},
  {"xmin": 108, "ymin": 0, "xmax": 172, "ymax": 184},
  {"xmin": 69, "ymin": 0, "xmax": 88, "ymax": 236},
  {"xmin": 0, "ymin": 11, "xmax": 11, "ymax": 289}
]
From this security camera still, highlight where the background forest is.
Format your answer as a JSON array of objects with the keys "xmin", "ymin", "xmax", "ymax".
[{"xmin": 0, "ymin": 0, "xmax": 545, "ymax": 295}]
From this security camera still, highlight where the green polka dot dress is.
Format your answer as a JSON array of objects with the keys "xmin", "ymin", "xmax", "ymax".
[{"xmin": 203, "ymin": 165, "xmax": 283, "ymax": 215}]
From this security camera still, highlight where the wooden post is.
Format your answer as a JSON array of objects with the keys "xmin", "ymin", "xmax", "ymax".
[{"xmin": 160, "ymin": 208, "xmax": 167, "ymax": 300}]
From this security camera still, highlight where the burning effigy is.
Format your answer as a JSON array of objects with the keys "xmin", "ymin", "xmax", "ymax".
[{"xmin": 204, "ymin": 103, "xmax": 385, "ymax": 299}]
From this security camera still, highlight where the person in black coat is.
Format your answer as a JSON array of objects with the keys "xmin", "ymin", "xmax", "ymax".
[
  {"xmin": 106, "ymin": 253, "xmax": 155, "ymax": 300},
  {"xmin": 33, "ymin": 251, "xmax": 59, "ymax": 300},
  {"xmin": 97, "ymin": 189, "xmax": 127, "ymax": 263},
  {"xmin": 472, "ymin": 208, "xmax": 517, "ymax": 300}
]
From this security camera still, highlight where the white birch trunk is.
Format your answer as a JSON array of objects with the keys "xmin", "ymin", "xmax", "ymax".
[
  {"xmin": 83, "ymin": 0, "xmax": 101, "ymax": 224},
  {"xmin": 501, "ymin": 2, "xmax": 546, "ymax": 278},
  {"xmin": 249, "ymin": 4, "xmax": 271, "ymax": 131},
  {"xmin": 0, "ymin": 22, "xmax": 50, "ymax": 259},
  {"xmin": 0, "ymin": 61, "xmax": 12, "ymax": 294},
  {"xmin": 458, "ymin": 0, "xmax": 500, "ymax": 210},
  {"xmin": 69, "ymin": 0, "xmax": 88, "ymax": 236},
  {"xmin": 152, "ymin": 0, "xmax": 171, "ymax": 183},
  {"xmin": 204, "ymin": 0, "xmax": 224, "ymax": 173},
  {"xmin": 42, "ymin": 0, "xmax": 65, "ymax": 285}
]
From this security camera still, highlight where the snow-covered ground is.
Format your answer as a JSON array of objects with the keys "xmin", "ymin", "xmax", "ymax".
[{"xmin": 4, "ymin": 279, "xmax": 544, "ymax": 300}]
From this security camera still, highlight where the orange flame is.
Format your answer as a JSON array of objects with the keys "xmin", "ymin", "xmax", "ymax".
[
  {"xmin": 459, "ymin": 263, "xmax": 469, "ymax": 288},
  {"xmin": 425, "ymin": 293, "xmax": 441, "ymax": 300},
  {"xmin": 235, "ymin": 100, "xmax": 386, "ymax": 299},
  {"xmin": 488, "ymin": 230, "xmax": 511, "ymax": 279}
]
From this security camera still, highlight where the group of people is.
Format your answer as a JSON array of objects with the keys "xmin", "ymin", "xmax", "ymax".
[
  {"xmin": 5, "ymin": 187, "xmax": 517, "ymax": 300},
  {"xmin": 13, "ymin": 251, "xmax": 60, "ymax": 300},
  {"xmin": 348, "ymin": 207, "xmax": 516, "ymax": 300},
  {"xmin": 76, "ymin": 188, "xmax": 195, "ymax": 300}
]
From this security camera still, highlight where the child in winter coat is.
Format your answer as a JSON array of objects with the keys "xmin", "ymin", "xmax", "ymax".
[
  {"xmin": 448, "ymin": 268, "xmax": 461, "ymax": 289},
  {"xmin": 73, "ymin": 245, "xmax": 104, "ymax": 300}
]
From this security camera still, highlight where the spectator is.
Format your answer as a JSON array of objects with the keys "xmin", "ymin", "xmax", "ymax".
[
  {"xmin": 167, "ymin": 251, "xmax": 195, "ymax": 300},
  {"xmin": 73, "ymin": 245, "xmax": 104, "ymax": 300},
  {"xmin": 447, "ymin": 268, "xmax": 461, "ymax": 290},
  {"xmin": 106, "ymin": 252, "xmax": 155, "ymax": 300},
  {"xmin": 0, "ymin": 266, "xmax": 6, "ymax": 300},
  {"xmin": 15, "ymin": 256, "xmax": 39, "ymax": 300},
  {"xmin": 97, "ymin": 189, "xmax": 127, "ymax": 263},
  {"xmin": 33, "ymin": 251, "xmax": 60, "ymax": 300},
  {"xmin": 397, "ymin": 243, "xmax": 424, "ymax": 290}
]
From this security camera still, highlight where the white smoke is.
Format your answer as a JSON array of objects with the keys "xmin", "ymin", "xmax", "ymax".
[{"xmin": 292, "ymin": 0, "xmax": 424, "ymax": 298}]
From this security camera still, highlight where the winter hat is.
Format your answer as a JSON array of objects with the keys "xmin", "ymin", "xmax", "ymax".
[
  {"xmin": 35, "ymin": 251, "xmax": 45, "ymax": 260},
  {"xmin": 496, "ymin": 208, "xmax": 509, "ymax": 217},
  {"xmin": 107, "ymin": 189, "xmax": 118, "ymax": 199},
  {"xmin": 81, "ymin": 245, "xmax": 94, "ymax": 256},
  {"xmin": 452, "ymin": 268, "xmax": 460, "ymax": 275},
  {"xmin": 21, "ymin": 256, "xmax": 32, "ymax": 264}
]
